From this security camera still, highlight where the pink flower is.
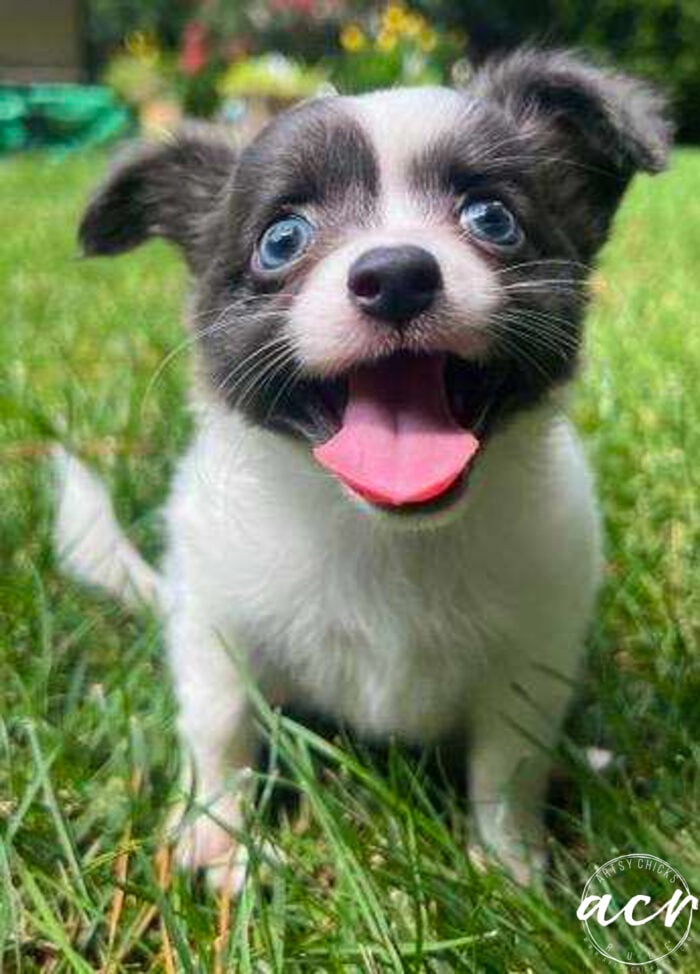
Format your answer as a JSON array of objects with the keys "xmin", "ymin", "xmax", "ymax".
[
  {"xmin": 180, "ymin": 21, "xmax": 209, "ymax": 76},
  {"xmin": 269, "ymin": 0, "xmax": 317, "ymax": 14}
]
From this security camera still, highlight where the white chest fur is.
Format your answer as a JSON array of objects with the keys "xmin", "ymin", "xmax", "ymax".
[{"xmin": 164, "ymin": 398, "xmax": 601, "ymax": 742}]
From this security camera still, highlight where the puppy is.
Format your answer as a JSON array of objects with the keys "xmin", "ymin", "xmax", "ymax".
[{"xmin": 55, "ymin": 49, "xmax": 671, "ymax": 889}]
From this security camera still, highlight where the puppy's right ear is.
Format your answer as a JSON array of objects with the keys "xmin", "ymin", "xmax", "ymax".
[{"xmin": 79, "ymin": 127, "xmax": 237, "ymax": 273}]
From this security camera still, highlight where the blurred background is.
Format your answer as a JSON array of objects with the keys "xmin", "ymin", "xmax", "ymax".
[{"xmin": 1, "ymin": 0, "xmax": 699, "ymax": 155}]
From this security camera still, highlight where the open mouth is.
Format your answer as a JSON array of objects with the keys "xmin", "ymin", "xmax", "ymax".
[{"xmin": 311, "ymin": 352, "xmax": 497, "ymax": 513}]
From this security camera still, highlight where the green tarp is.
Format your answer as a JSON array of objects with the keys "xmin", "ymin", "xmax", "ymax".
[{"xmin": 0, "ymin": 84, "xmax": 131, "ymax": 154}]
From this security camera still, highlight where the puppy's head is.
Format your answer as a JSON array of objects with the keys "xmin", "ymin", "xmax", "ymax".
[{"xmin": 81, "ymin": 49, "xmax": 671, "ymax": 518}]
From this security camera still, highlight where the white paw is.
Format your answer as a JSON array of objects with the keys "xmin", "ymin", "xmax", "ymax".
[
  {"xmin": 169, "ymin": 796, "xmax": 245, "ymax": 892},
  {"xmin": 169, "ymin": 798, "xmax": 283, "ymax": 895},
  {"xmin": 204, "ymin": 841, "xmax": 250, "ymax": 896},
  {"xmin": 468, "ymin": 838, "xmax": 546, "ymax": 886}
]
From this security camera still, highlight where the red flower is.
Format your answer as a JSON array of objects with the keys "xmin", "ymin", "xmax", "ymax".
[
  {"xmin": 269, "ymin": 0, "xmax": 317, "ymax": 14},
  {"xmin": 180, "ymin": 21, "xmax": 209, "ymax": 76}
]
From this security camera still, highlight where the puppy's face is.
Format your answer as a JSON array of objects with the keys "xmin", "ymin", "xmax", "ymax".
[
  {"xmin": 80, "ymin": 50, "xmax": 671, "ymax": 518},
  {"xmin": 197, "ymin": 88, "xmax": 585, "ymax": 513}
]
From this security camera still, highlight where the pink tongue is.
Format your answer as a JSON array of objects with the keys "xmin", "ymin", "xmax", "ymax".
[{"xmin": 313, "ymin": 355, "xmax": 479, "ymax": 507}]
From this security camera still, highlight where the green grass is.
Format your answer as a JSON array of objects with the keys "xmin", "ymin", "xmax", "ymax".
[{"xmin": 1, "ymin": 149, "xmax": 699, "ymax": 972}]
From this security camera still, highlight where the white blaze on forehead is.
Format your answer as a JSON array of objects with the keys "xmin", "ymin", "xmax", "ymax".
[
  {"xmin": 345, "ymin": 86, "xmax": 471, "ymax": 223},
  {"xmin": 287, "ymin": 87, "xmax": 499, "ymax": 375}
]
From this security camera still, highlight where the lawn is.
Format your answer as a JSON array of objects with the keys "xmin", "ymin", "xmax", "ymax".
[{"xmin": 0, "ymin": 148, "xmax": 698, "ymax": 972}]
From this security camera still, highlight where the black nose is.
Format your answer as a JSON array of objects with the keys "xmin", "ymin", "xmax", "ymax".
[{"xmin": 348, "ymin": 245, "xmax": 442, "ymax": 325}]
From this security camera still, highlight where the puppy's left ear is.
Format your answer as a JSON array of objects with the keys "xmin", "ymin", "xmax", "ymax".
[
  {"xmin": 470, "ymin": 49, "xmax": 673, "ymax": 251},
  {"xmin": 472, "ymin": 48, "xmax": 672, "ymax": 176},
  {"xmin": 79, "ymin": 125, "xmax": 237, "ymax": 273}
]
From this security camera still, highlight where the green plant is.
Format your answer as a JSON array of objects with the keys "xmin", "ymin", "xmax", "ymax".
[
  {"xmin": 103, "ymin": 39, "xmax": 175, "ymax": 110},
  {"xmin": 218, "ymin": 54, "xmax": 328, "ymax": 102},
  {"xmin": 86, "ymin": 0, "xmax": 191, "ymax": 81},
  {"xmin": 332, "ymin": 2, "xmax": 463, "ymax": 92}
]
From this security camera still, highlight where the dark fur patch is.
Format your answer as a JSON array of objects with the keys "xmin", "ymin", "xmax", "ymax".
[
  {"xmin": 228, "ymin": 97, "xmax": 379, "ymax": 240},
  {"xmin": 470, "ymin": 48, "xmax": 671, "ymax": 174},
  {"xmin": 190, "ymin": 99, "xmax": 380, "ymax": 437},
  {"xmin": 199, "ymin": 98, "xmax": 380, "ymax": 293},
  {"xmin": 407, "ymin": 100, "xmax": 584, "ymax": 427},
  {"xmin": 401, "ymin": 50, "xmax": 672, "ymax": 432},
  {"xmin": 79, "ymin": 125, "xmax": 237, "ymax": 273},
  {"xmin": 468, "ymin": 48, "xmax": 673, "ymax": 257}
]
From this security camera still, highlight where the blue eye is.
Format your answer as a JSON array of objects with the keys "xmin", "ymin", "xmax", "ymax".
[
  {"xmin": 459, "ymin": 199, "xmax": 522, "ymax": 249},
  {"xmin": 256, "ymin": 215, "xmax": 314, "ymax": 270}
]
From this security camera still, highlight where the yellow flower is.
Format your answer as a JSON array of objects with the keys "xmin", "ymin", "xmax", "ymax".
[
  {"xmin": 418, "ymin": 27, "xmax": 437, "ymax": 53},
  {"xmin": 340, "ymin": 23, "xmax": 367, "ymax": 53},
  {"xmin": 125, "ymin": 30, "xmax": 159, "ymax": 63},
  {"xmin": 401, "ymin": 13, "xmax": 426, "ymax": 37},
  {"xmin": 383, "ymin": 3, "xmax": 406, "ymax": 31},
  {"xmin": 376, "ymin": 29, "xmax": 398, "ymax": 53}
]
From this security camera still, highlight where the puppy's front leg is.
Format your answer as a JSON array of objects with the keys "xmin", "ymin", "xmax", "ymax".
[
  {"xmin": 468, "ymin": 657, "xmax": 577, "ymax": 885},
  {"xmin": 166, "ymin": 606, "xmax": 258, "ymax": 890}
]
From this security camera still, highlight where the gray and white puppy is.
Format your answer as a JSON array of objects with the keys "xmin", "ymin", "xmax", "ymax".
[{"xmin": 56, "ymin": 49, "xmax": 671, "ymax": 889}]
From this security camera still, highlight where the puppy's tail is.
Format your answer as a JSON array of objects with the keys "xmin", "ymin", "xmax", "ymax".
[{"xmin": 52, "ymin": 447, "xmax": 164, "ymax": 612}]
